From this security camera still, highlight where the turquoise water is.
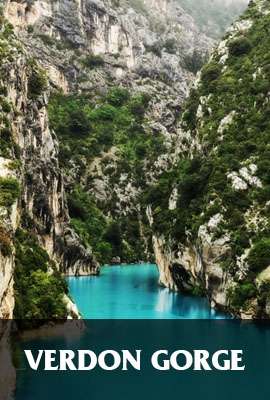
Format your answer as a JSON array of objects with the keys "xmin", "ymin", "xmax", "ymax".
[
  {"xmin": 16, "ymin": 264, "xmax": 270, "ymax": 400},
  {"xmin": 67, "ymin": 263, "xmax": 224, "ymax": 319}
]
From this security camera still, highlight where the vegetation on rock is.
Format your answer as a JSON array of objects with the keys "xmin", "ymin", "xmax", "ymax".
[
  {"xmin": 48, "ymin": 87, "xmax": 163, "ymax": 263},
  {"xmin": 14, "ymin": 229, "xmax": 68, "ymax": 321},
  {"xmin": 144, "ymin": 0, "xmax": 270, "ymax": 316},
  {"xmin": 0, "ymin": 177, "xmax": 20, "ymax": 208},
  {"xmin": 28, "ymin": 64, "xmax": 47, "ymax": 99}
]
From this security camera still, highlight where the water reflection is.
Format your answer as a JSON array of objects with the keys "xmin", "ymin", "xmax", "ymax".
[{"xmin": 67, "ymin": 264, "xmax": 226, "ymax": 319}]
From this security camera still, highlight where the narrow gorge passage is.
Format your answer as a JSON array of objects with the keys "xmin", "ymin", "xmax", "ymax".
[{"xmin": 67, "ymin": 264, "xmax": 226, "ymax": 319}]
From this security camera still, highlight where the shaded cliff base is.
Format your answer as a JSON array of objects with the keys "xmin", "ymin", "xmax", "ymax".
[{"xmin": 0, "ymin": 322, "xmax": 16, "ymax": 400}]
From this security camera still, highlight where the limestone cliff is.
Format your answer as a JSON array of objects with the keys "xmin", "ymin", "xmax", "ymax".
[
  {"xmin": 2, "ymin": 0, "xmax": 212, "ymax": 190},
  {"xmin": 0, "ymin": 20, "xmax": 92, "ymax": 394},
  {"xmin": 148, "ymin": 0, "xmax": 270, "ymax": 318},
  {"xmin": 0, "ymin": 0, "xmax": 253, "ymax": 324},
  {"xmin": 0, "ymin": 0, "xmax": 247, "ymax": 268},
  {"xmin": 2, "ymin": 0, "xmax": 214, "ymax": 261},
  {"xmin": 0, "ymin": 13, "xmax": 98, "ymax": 324}
]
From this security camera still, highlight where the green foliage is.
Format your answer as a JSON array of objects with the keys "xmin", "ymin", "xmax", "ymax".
[
  {"xmin": 201, "ymin": 62, "xmax": 221, "ymax": 83},
  {"xmin": 228, "ymin": 282, "xmax": 257, "ymax": 309},
  {"xmin": 0, "ymin": 126, "xmax": 13, "ymax": 158},
  {"xmin": 1, "ymin": 22, "xmax": 14, "ymax": 39},
  {"xmin": 1, "ymin": 98, "xmax": 12, "ymax": 113},
  {"xmin": 68, "ymin": 186, "xmax": 145, "ymax": 264},
  {"xmin": 248, "ymin": 239, "xmax": 270, "ymax": 273},
  {"xmin": 145, "ymin": 42, "xmax": 162, "ymax": 57},
  {"xmin": 68, "ymin": 186, "xmax": 112, "ymax": 263},
  {"xmin": 163, "ymin": 38, "xmax": 177, "ymax": 54},
  {"xmin": 128, "ymin": 93, "xmax": 151, "ymax": 119},
  {"xmin": 14, "ymin": 229, "xmax": 68, "ymax": 320},
  {"xmin": 183, "ymin": 50, "xmax": 208, "ymax": 74},
  {"xmin": 228, "ymin": 36, "xmax": 252, "ymax": 56},
  {"xmin": 147, "ymin": 0, "xmax": 270, "ymax": 300},
  {"xmin": 37, "ymin": 34, "xmax": 55, "ymax": 46},
  {"xmin": 48, "ymin": 88, "xmax": 159, "ymax": 178},
  {"xmin": 81, "ymin": 54, "xmax": 105, "ymax": 68},
  {"xmin": 103, "ymin": 221, "xmax": 122, "ymax": 254},
  {"xmin": 106, "ymin": 87, "xmax": 130, "ymax": 106},
  {"xmin": 0, "ymin": 226, "xmax": 12, "ymax": 257},
  {"xmin": 144, "ymin": 157, "xmax": 212, "ymax": 242},
  {"xmin": 48, "ymin": 87, "xmax": 162, "ymax": 265},
  {"xmin": 28, "ymin": 66, "xmax": 47, "ymax": 99},
  {"xmin": 0, "ymin": 85, "xmax": 7, "ymax": 96},
  {"xmin": 0, "ymin": 177, "xmax": 20, "ymax": 207},
  {"xmin": 69, "ymin": 109, "xmax": 92, "ymax": 137},
  {"xmin": 192, "ymin": 284, "xmax": 206, "ymax": 297},
  {"xmin": 27, "ymin": 25, "xmax": 34, "ymax": 34}
]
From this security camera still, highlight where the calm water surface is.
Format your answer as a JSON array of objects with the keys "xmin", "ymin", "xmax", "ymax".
[
  {"xmin": 67, "ymin": 263, "xmax": 224, "ymax": 319},
  {"xmin": 16, "ymin": 264, "xmax": 270, "ymax": 400}
]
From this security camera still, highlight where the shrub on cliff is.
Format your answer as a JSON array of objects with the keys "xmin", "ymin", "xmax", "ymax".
[
  {"xmin": 14, "ymin": 229, "xmax": 68, "ymax": 320},
  {"xmin": 68, "ymin": 186, "xmax": 113, "ymax": 264},
  {"xmin": 28, "ymin": 66, "xmax": 47, "ymax": 99},
  {"xmin": 248, "ymin": 239, "xmax": 270, "ymax": 273},
  {"xmin": 106, "ymin": 87, "xmax": 130, "ymax": 107},
  {"xmin": 0, "ymin": 126, "xmax": 13, "ymax": 158},
  {"xmin": 228, "ymin": 282, "xmax": 257, "ymax": 309},
  {"xmin": 69, "ymin": 109, "xmax": 92, "ymax": 137},
  {"xmin": 201, "ymin": 62, "xmax": 221, "ymax": 83},
  {"xmin": 0, "ymin": 177, "xmax": 20, "ymax": 207},
  {"xmin": 184, "ymin": 50, "xmax": 207, "ymax": 74},
  {"xmin": 228, "ymin": 37, "xmax": 252, "ymax": 56},
  {"xmin": 129, "ymin": 93, "xmax": 151, "ymax": 119},
  {"xmin": 81, "ymin": 54, "xmax": 105, "ymax": 68},
  {"xmin": 0, "ymin": 226, "xmax": 12, "ymax": 257},
  {"xmin": 1, "ymin": 98, "xmax": 12, "ymax": 113},
  {"xmin": 163, "ymin": 38, "xmax": 177, "ymax": 54}
]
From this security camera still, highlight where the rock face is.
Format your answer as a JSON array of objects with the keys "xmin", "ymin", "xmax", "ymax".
[
  {"xmin": 0, "ymin": 14, "xmax": 98, "ymax": 323},
  {"xmin": 148, "ymin": 0, "xmax": 270, "ymax": 318},
  {"xmin": 3, "ymin": 0, "xmax": 212, "ymax": 135},
  {"xmin": 0, "ymin": 0, "xmax": 253, "ymax": 326},
  {"xmin": 0, "ymin": 19, "xmax": 96, "ymax": 396},
  {"xmin": 0, "ymin": 0, "xmax": 217, "ymax": 267}
]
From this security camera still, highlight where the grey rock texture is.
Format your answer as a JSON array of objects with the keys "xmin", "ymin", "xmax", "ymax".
[
  {"xmin": 0, "ymin": 0, "xmax": 213, "ymax": 324},
  {"xmin": 149, "ymin": 0, "xmax": 270, "ymax": 319},
  {"xmin": 1, "ymin": 0, "xmax": 216, "ymax": 264},
  {"xmin": 3, "ymin": 0, "xmax": 212, "ymax": 140},
  {"xmin": 0, "ymin": 0, "xmax": 251, "ymax": 324},
  {"xmin": 0, "ymin": 18, "xmax": 98, "ymax": 325}
]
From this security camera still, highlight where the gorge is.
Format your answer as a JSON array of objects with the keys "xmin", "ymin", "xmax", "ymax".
[
  {"xmin": 1, "ymin": 0, "xmax": 270, "ymax": 343},
  {"xmin": 3, "ymin": 1, "xmax": 270, "ymax": 397},
  {"xmin": 0, "ymin": 0, "xmax": 250, "ymax": 328}
]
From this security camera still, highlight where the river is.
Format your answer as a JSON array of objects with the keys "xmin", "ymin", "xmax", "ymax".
[
  {"xmin": 67, "ymin": 263, "xmax": 225, "ymax": 319},
  {"xmin": 15, "ymin": 264, "xmax": 270, "ymax": 400}
]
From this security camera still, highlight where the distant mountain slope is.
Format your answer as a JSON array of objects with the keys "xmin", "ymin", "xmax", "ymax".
[{"xmin": 176, "ymin": 0, "xmax": 249, "ymax": 38}]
